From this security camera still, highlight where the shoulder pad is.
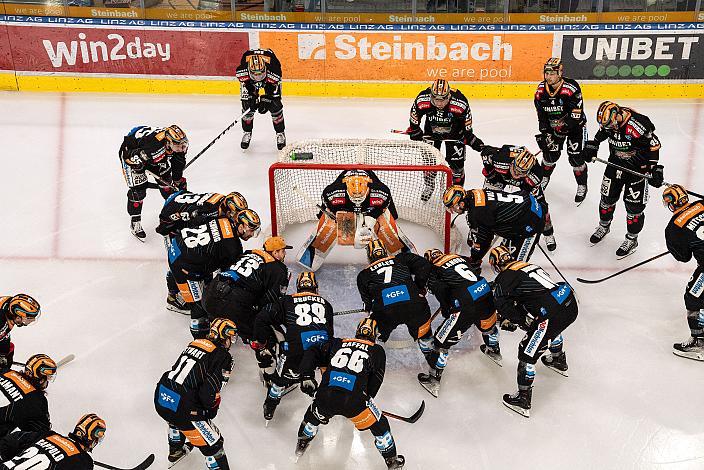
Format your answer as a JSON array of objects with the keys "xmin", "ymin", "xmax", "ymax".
[
  {"xmin": 624, "ymin": 116, "xmax": 648, "ymax": 138},
  {"xmin": 252, "ymin": 249, "xmax": 276, "ymax": 263},
  {"xmin": 560, "ymin": 82, "xmax": 577, "ymax": 96},
  {"xmin": 190, "ymin": 338, "xmax": 217, "ymax": 352}
]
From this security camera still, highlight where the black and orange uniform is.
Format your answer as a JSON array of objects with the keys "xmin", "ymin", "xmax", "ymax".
[
  {"xmin": 590, "ymin": 107, "xmax": 661, "ymax": 237},
  {"xmin": 168, "ymin": 218, "xmax": 244, "ymax": 338},
  {"xmin": 157, "ymin": 192, "xmax": 228, "ymax": 237},
  {"xmin": 665, "ymin": 199, "xmax": 704, "ymax": 339},
  {"xmin": 155, "ymin": 338, "xmax": 230, "ymax": 464},
  {"xmin": 0, "ymin": 430, "xmax": 94, "ymax": 469},
  {"xmin": 356, "ymin": 252, "xmax": 432, "ymax": 343},
  {"xmin": 0, "ymin": 370, "xmax": 49, "ymax": 437},
  {"xmin": 0, "ymin": 299, "xmax": 16, "ymax": 371},
  {"xmin": 254, "ymin": 293, "xmax": 334, "ymax": 409},
  {"xmin": 297, "ymin": 337, "xmax": 401, "ymax": 462},
  {"xmin": 409, "ymin": 87, "xmax": 483, "ymax": 185},
  {"xmin": 493, "ymin": 261, "xmax": 578, "ymax": 390},
  {"xmin": 235, "ymin": 49, "xmax": 285, "ymax": 136},
  {"xmin": 321, "ymin": 170, "xmax": 398, "ymax": 220},
  {"xmin": 534, "ymin": 77, "xmax": 588, "ymax": 186},
  {"xmin": 204, "ymin": 250, "xmax": 289, "ymax": 342},
  {"xmin": 462, "ymin": 189, "xmax": 545, "ymax": 272},
  {"xmin": 424, "ymin": 254, "xmax": 497, "ymax": 369},
  {"xmin": 118, "ymin": 126, "xmax": 187, "ymax": 220}
]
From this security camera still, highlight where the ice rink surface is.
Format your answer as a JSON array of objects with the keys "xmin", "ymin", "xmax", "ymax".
[{"xmin": 0, "ymin": 92, "xmax": 703, "ymax": 469}]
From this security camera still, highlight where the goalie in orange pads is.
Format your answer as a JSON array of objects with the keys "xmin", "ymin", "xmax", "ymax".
[{"xmin": 298, "ymin": 169, "xmax": 416, "ymax": 271}]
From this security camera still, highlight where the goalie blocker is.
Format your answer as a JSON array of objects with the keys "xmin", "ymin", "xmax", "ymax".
[{"xmin": 298, "ymin": 169, "xmax": 416, "ymax": 271}]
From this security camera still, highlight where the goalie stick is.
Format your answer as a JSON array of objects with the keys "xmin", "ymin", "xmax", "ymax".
[
  {"xmin": 95, "ymin": 454, "xmax": 155, "ymax": 470},
  {"xmin": 382, "ymin": 400, "xmax": 425, "ymax": 424},
  {"xmin": 576, "ymin": 251, "xmax": 670, "ymax": 284},
  {"xmin": 333, "ymin": 308, "xmax": 366, "ymax": 316}
]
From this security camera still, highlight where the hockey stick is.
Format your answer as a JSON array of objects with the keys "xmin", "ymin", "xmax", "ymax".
[
  {"xmin": 95, "ymin": 454, "xmax": 155, "ymax": 470},
  {"xmin": 13, "ymin": 354, "xmax": 75, "ymax": 369},
  {"xmin": 382, "ymin": 400, "xmax": 425, "ymax": 424},
  {"xmin": 184, "ymin": 110, "xmax": 249, "ymax": 170},
  {"xmin": 390, "ymin": 129, "xmax": 462, "ymax": 143},
  {"xmin": 145, "ymin": 170, "xmax": 179, "ymax": 192},
  {"xmin": 592, "ymin": 157, "xmax": 704, "ymax": 199},
  {"xmin": 333, "ymin": 308, "xmax": 366, "ymax": 316},
  {"xmin": 576, "ymin": 251, "xmax": 670, "ymax": 284},
  {"xmin": 292, "ymin": 185, "xmax": 336, "ymax": 221},
  {"xmin": 537, "ymin": 245, "xmax": 569, "ymax": 285}
]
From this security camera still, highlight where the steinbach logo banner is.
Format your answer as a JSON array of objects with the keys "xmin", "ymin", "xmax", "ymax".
[
  {"xmin": 561, "ymin": 33, "xmax": 703, "ymax": 80},
  {"xmin": 260, "ymin": 31, "xmax": 550, "ymax": 82}
]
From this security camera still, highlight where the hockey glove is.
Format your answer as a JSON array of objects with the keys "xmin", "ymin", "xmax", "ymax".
[
  {"xmin": 535, "ymin": 133, "xmax": 556, "ymax": 154},
  {"xmin": 406, "ymin": 126, "xmax": 424, "ymax": 141},
  {"xmin": 300, "ymin": 377, "xmax": 318, "ymax": 397},
  {"xmin": 648, "ymin": 164, "xmax": 665, "ymax": 188},
  {"xmin": 243, "ymin": 97, "xmax": 258, "ymax": 113},
  {"xmin": 480, "ymin": 146, "xmax": 499, "ymax": 158},
  {"xmin": 173, "ymin": 177, "xmax": 187, "ymax": 191},
  {"xmin": 467, "ymin": 135, "xmax": 485, "ymax": 152},
  {"xmin": 499, "ymin": 319, "xmax": 518, "ymax": 332},
  {"xmin": 124, "ymin": 150, "xmax": 147, "ymax": 172},
  {"xmin": 583, "ymin": 140, "xmax": 600, "ymax": 162},
  {"xmin": 258, "ymin": 97, "xmax": 271, "ymax": 114},
  {"xmin": 255, "ymin": 349, "xmax": 275, "ymax": 375}
]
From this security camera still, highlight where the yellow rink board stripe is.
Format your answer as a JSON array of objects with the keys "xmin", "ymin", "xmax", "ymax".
[{"xmin": 2, "ymin": 74, "xmax": 703, "ymax": 99}]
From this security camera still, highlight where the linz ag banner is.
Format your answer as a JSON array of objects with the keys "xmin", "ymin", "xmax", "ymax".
[{"xmin": 561, "ymin": 33, "xmax": 702, "ymax": 80}]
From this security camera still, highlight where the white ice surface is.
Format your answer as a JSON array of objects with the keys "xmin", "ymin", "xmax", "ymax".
[{"xmin": 1, "ymin": 92, "xmax": 703, "ymax": 469}]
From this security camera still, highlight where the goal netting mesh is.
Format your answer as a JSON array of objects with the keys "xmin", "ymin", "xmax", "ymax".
[{"xmin": 269, "ymin": 139, "xmax": 456, "ymax": 251}]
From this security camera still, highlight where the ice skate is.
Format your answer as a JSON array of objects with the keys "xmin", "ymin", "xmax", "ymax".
[
  {"xmin": 502, "ymin": 389, "xmax": 532, "ymax": 418},
  {"xmin": 541, "ymin": 352, "xmax": 569, "ymax": 376},
  {"xmin": 589, "ymin": 223, "xmax": 610, "ymax": 245},
  {"xmin": 263, "ymin": 399, "xmax": 278, "ymax": 426},
  {"xmin": 673, "ymin": 336, "xmax": 704, "ymax": 361},
  {"xmin": 167, "ymin": 443, "xmax": 193, "ymax": 466},
  {"xmin": 294, "ymin": 437, "xmax": 312, "ymax": 460},
  {"xmin": 574, "ymin": 184, "xmax": 588, "ymax": 206},
  {"xmin": 616, "ymin": 234, "xmax": 638, "ymax": 259},
  {"xmin": 420, "ymin": 184, "xmax": 433, "ymax": 202},
  {"xmin": 166, "ymin": 293, "xmax": 190, "ymax": 316},
  {"xmin": 241, "ymin": 131, "xmax": 252, "ymax": 149},
  {"xmin": 480, "ymin": 344, "xmax": 503, "ymax": 367},
  {"xmin": 130, "ymin": 219, "xmax": 146, "ymax": 242},
  {"xmin": 544, "ymin": 234, "xmax": 557, "ymax": 252},
  {"xmin": 276, "ymin": 132, "xmax": 286, "ymax": 150},
  {"xmin": 385, "ymin": 455, "xmax": 406, "ymax": 469},
  {"xmin": 417, "ymin": 370, "xmax": 441, "ymax": 398}
]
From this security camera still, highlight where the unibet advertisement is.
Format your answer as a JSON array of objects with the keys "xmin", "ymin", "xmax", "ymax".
[
  {"xmin": 259, "ymin": 31, "xmax": 551, "ymax": 82},
  {"xmin": 561, "ymin": 33, "xmax": 703, "ymax": 80}
]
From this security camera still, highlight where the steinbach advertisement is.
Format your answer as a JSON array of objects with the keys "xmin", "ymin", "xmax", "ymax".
[{"xmin": 561, "ymin": 32, "xmax": 703, "ymax": 80}]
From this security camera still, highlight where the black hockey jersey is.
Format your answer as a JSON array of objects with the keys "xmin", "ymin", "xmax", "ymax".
[
  {"xmin": 0, "ymin": 371, "xmax": 50, "ymax": 436},
  {"xmin": 120, "ymin": 125, "xmax": 184, "ymax": 167},
  {"xmin": 300, "ymin": 337, "xmax": 386, "ymax": 398},
  {"xmin": 235, "ymin": 49, "xmax": 282, "ymax": 101},
  {"xmin": 255, "ymin": 293, "xmax": 334, "ymax": 357},
  {"xmin": 593, "ymin": 107, "xmax": 661, "ymax": 170},
  {"xmin": 462, "ymin": 189, "xmax": 544, "ymax": 238},
  {"xmin": 155, "ymin": 338, "xmax": 231, "ymax": 420},
  {"xmin": 157, "ymin": 191, "xmax": 226, "ymax": 236},
  {"xmin": 321, "ymin": 170, "xmax": 398, "ymax": 220},
  {"xmin": 356, "ymin": 252, "xmax": 431, "ymax": 313},
  {"xmin": 0, "ymin": 299, "xmax": 16, "ymax": 359},
  {"xmin": 409, "ymin": 87, "xmax": 481, "ymax": 149},
  {"xmin": 665, "ymin": 201, "xmax": 704, "ymax": 265},
  {"xmin": 168, "ymin": 217, "xmax": 243, "ymax": 276},
  {"xmin": 0, "ymin": 430, "xmax": 94, "ymax": 469},
  {"xmin": 480, "ymin": 145, "xmax": 545, "ymax": 199},
  {"xmin": 216, "ymin": 250, "xmax": 290, "ymax": 310},
  {"xmin": 534, "ymin": 77, "xmax": 586, "ymax": 136},
  {"xmin": 427, "ymin": 254, "xmax": 493, "ymax": 316}
]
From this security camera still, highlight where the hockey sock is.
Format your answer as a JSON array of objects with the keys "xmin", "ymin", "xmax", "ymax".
[
  {"xmin": 371, "ymin": 417, "xmax": 397, "ymax": 460},
  {"xmin": 687, "ymin": 310, "xmax": 704, "ymax": 337},
  {"xmin": 517, "ymin": 361, "xmax": 535, "ymax": 391},
  {"xmin": 417, "ymin": 337, "xmax": 434, "ymax": 355},
  {"xmin": 548, "ymin": 335, "xmax": 564, "ymax": 355},
  {"xmin": 268, "ymin": 383, "xmax": 285, "ymax": 402},
  {"xmin": 434, "ymin": 349, "xmax": 449, "ymax": 375},
  {"xmin": 482, "ymin": 326, "xmax": 500, "ymax": 349},
  {"xmin": 128, "ymin": 200, "xmax": 143, "ymax": 218},
  {"xmin": 626, "ymin": 212, "xmax": 645, "ymax": 235},
  {"xmin": 543, "ymin": 212, "xmax": 554, "ymax": 236},
  {"xmin": 599, "ymin": 201, "xmax": 616, "ymax": 224},
  {"xmin": 573, "ymin": 163, "xmax": 588, "ymax": 185},
  {"xmin": 542, "ymin": 161, "xmax": 556, "ymax": 178},
  {"xmin": 298, "ymin": 421, "xmax": 319, "ymax": 440},
  {"xmin": 168, "ymin": 425, "xmax": 185, "ymax": 449},
  {"xmin": 166, "ymin": 271, "xmax": 178, "ymax": 294}
]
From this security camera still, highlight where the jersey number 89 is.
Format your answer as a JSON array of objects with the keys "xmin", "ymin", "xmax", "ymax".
[{"xmin": 295, "ymin": 302, "xmax": 326, "ymax": 327}]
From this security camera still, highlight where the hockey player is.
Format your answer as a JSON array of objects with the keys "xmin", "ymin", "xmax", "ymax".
[
  {"xmin": 442, "ymin": 186, "xmax": 545, "ymax": 274},
  {"xmin": 155, "ymin": 318, "xmax": 235, "ymax": 470},
  {"xmin": 357, "ymin": 240, "xmax": 433, "ymax": 356},
  {"xmin": 118, "ymin": 125, "xmax": 189, "ymax": 240},
  {"xmin": 157, "ymin": 191, "xmax": 248, "ymax": 315},
  {"xmin": 489, "ymin": 246, "xmax": 578, "ymax": 418},
  {"xmin": 417, "ymin": 249, "xmax": 499, "ymax": 397},
  {"xmin": 583, "ymin": 101, "xmax": 664, "ymax": 258},
  {"xmin": 480, "ymin": 144, "xmax": 557, "ymax": 251},
  {"xmin": 253, "ymin": 271, "xmax": 334, "ymax": 422},
  {"xmin": 294, "ymin": 318, "xmax": 405, "ymax": 469},
  {"xmin": 0, "ymin": 354, "xmax": 56, "ymax": 437},
  {"xmin": 298, "ymin": 169, "xmax": 413, "ymax": 271},
  {"xmin": 168, "ymin": 209, "xmax": 261, "ymax": 338},
  {"xmin": 534, "ymin": 57, "xmax": 589, "ymax": 204},
  {"xmin": 235, "ymin": 49, "xmax": 286, "ymax": 150},
  {"xmin": 0, "ymin": 413, "xmax": 106, "ymax": 469},
  {"xmin": 663, "ymin": 184, "xmax": 704, "ymax": 360},
  {"xmin": 0, "ymin": 294, "xmax": 41, "ymax": 371},
  {"xmin": 407, "ymin": 79, "xmax": 484, "ymax": 186}
]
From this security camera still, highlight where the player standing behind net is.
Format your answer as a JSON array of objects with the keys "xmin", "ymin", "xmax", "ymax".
[
  {"xmin": 489, "ymin": 246, "xmax": 578, "ymax": 418},
  {"xmin": 583, "ymin": 101, "xmax": 664, "ymax": 258},
  {"xmin": 356, "ymin": 240, "xmax": 434, "ymax": 358},
  {"xmin": 294, "ymin": 318, "xmax": 405, "ymax": 470},
  {"xmin": 534, "ymin": 58, "xmax": 589, "ymax": 204},
  {"xmin": 118, "ymin": 125, "xmax": 189, "ymax": 241},
  {"xmin": 253, "ymin": 271, "xmax": 334, "ymax": 423},
  {"xmin": 235, "ymin": 49, "xmax": 286, "ymax": 151},
  {"xmin": 406, "ymin": 79, "xmax": 484, "ymax": 189},
  {"xmin": 663, "ymin": 185, "xmax": 704, "ymax": 361}
]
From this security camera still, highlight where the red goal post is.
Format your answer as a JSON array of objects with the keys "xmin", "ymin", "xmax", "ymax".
[{"xmin": 269, "ymin": 163, "xmax": 454, "ymax": 252}]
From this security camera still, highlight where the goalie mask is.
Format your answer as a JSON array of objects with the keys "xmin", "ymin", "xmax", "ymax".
[
  {"xmin": 343, "ymin": 173, "xmax": 373, "ymax": 205},
  {"xmin": 247, "ymin": 54, "xmax": 268, "ymax": 82},
  {"xmin": 596, "ymin": 101, "xmax": 621, "ymax": 130},
  {"xmin": 430, "ymin": 79, "xmax": 451, "ymax": 108},
  {"xmin": 663, "ymin": 184, "xmax": 688, "ymax": 212}
]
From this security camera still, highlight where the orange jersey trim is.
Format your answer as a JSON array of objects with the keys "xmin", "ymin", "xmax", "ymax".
[
  {"xmin": 217, "ymin": 218, "xmax": 234, "ymax": 239},
  {"xmin": 480, "ymin": 311, "xmax": 498, "ymax": 331},
  {"xmin": 342, "ymin": 338, "xmax": 374, "ymax": 347},
  {"xmin": 206, "ymin": 194, "xmax": 224, "ymax": 205},
  {"xmin": 182, "ymin": 429, "xmax": 207, "ymax": 447},
  {"xmin": 190, "ymin": 339, "xmax": 216, "ymax": 353},
  {"xmin": 507, "ymin": 261, "xmax": 529, "ymax": 271},
  {"xmin": 435, "ymin": 254, "xmax": 460, "ymax": 266},
  {"xmin": 472, "ymin": 189, "xmax": 486, "ymax": 207},
  {"xmin": 6, "ymin": 371, "xmax": 35, "ymax": 394},
  {"xmin": 46, "ymin": 435, "xmax": 80, "ymax": 457},
  {"xmin": 351, "ymin": 408, "xmax": 378, "ymax": 430},
  {"xmin": 674, "ymin": 203, "xmax": 704, "ymax": 228}
]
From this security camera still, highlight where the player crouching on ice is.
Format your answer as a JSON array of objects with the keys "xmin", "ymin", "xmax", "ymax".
[{"xmin": 297, "ymin": 169, "xmax": 416, "ymax": 271}]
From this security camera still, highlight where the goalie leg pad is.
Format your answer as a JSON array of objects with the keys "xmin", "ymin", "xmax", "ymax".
[
  {"xmin": 297, "ymin": 216, "xmax": 337, "ymax": 271},
  {"xmin": 375, "ymin": 210, "xmax": 417, "ymax": 254}
]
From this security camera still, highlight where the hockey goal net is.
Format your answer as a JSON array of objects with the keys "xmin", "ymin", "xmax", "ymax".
[{"xmin": 269, "ymin": 139, "xmax": 455, "ymax": 252}]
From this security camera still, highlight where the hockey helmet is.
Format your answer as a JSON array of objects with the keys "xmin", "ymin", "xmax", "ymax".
[
  {"xmin": 219, "ymin": 191, "xmax": 248, "ymax": 218},
  {"xmin": 366, "ymin": 239, "xmax": 388, "ymax": 263},
  {"xmin": 510, "ymin": 147, "xmax": 537, "ymax": 179},
  {"xmin": 424, "ymin": 248, "xmax": 444, "ymax": 264},
  {"xmin": 235, "ymin": 209, "xmax": 261, "ymax": 240},
  {"xmin": 72, "ymin": 413, "xmax": 106, "ymax": 451},
  {"xmin": 7, "ymin": 294, "xmax": 41, "ymax": 326},
  {"xmin": 544, "ymin": 57, "xmax": 563, "ymax": 75},
  {"xmin": 342, "ymin": 173, "xmax": 373, "ymax": 205},
  {"xmin": 488, "ymin": 245, "xmax": 514, "ymax": 274},
  {"xmin": 164, "ymin": 125, "xmax": 189, "ymax": 153},
  {"xmin": 596, "ymin": 101, "xmax": 621, "ymax": 130},
  {"xmin": 442, "ymin": 185, "xmax": 466, "ymax": 211},
  {"xmin": 208, "ymin": 318, "xmax": 238, "ymax": 347},
  {"xmin": 247, "ymin": 54, "xmax": 268, "ymax": 82},
  {"xmin": 25, "ymin": 354, "xmax": 57, "ymax": 390},
  {"xmin": 430, "ymin": 79, "xmax": 451, "ymax": 108},
  {"xmin": 355, "ymin": 317, "xmax": 379, "ymax": 343},
  {"xmin": 663, "ymin": 184, "xmax": 689, "ymax": 212},
  {"xmin": 296, "ymin": 271, "xmax": 319, "ymax": 294}
]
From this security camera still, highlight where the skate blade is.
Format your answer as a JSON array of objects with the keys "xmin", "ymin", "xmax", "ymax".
[
  {"xmin": 673, "ymin": 349, "xmax": 704, "ymax": 361},
  {"xmin": 418, "ymin": 379, "xmax": 439, "ymax": 398},
  {"xmin": 575, "ymin": 199, "xmax": 586, "ymax": 207},
  {"xmin": 265, "ymin": 419, "xmax": 270, "ymax": 428},
  {"xmin": 545, "ymin": 365, "xmax": 569, "ymax": 377},
  {"xmin": 165, "ymin": 305, "xmax": 190, "ymax": 316},
  {"xmin": 167, "ymin": 444, "xmax": 194, "ymax": 469},
  {"xmin": 502, "ymin": 400, "xmax": 530, "ymax": 418},
  {"xmin": 616, "ymin": 249, "xmax": 637, "ymax": 260},
  {"xmin": 482, "ymin": 352, "xmax": 503, "ymax": 367},
  {"xmin": 132, "ymin": 234, "xmax": 146, "ymax": 243}
]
